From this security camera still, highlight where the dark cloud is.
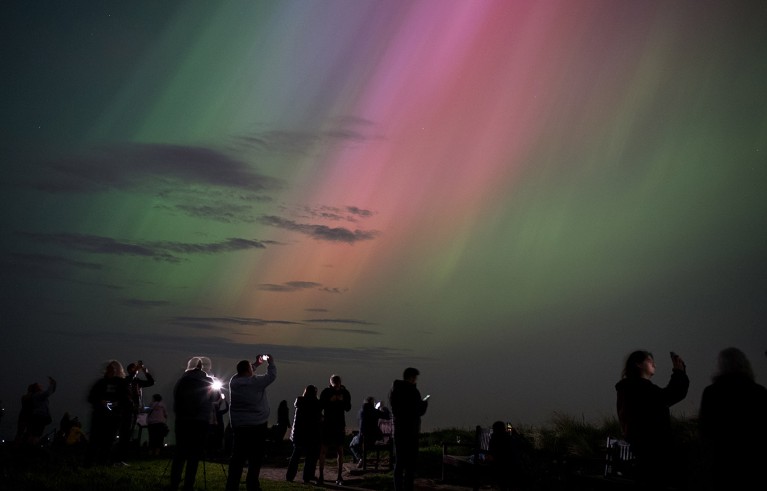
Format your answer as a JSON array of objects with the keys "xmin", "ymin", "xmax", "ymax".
[
  {"xmin": 295, "ymin": 205, "xmax": 375, "ymax": 224},
  {"xmin": 74, "ymin": 330, "xmax": 410, "ymax": 364},
  {"xmin": 0, "ymin": 252, "xmax": 124, "ymax": 289},
  {"xmin": 309, "ymin": 327, "xmax": 381, "ymax": 335},
  {"xmin": 235, "ymin": 124, "xmax": 380, "ymax": 154},
  {"xmin": 258, "ymin": 281, "xmax": 321, "ymax": 292},
  {"xmin": 21, "ymin": 232, "xmax": 268, "ymax": 262},
  {"xmin": 346, "ymin": 206, "xmax": 373, "ymax": 218},
  {"xmin": 304, "ymin": 318, "xmax": 376, "ymax": 325},
  {"xmin": 155, "ymin": 188, "xmax": 274, "ymax": 223},
  {"xmin": 259, "ymin": 215, "xmax": 379, "ymax": 243},
  {"xmin": 319, "ymin": 287, "xmax": 345, "ymax": 294},
  {"xmin": 172, "ymin": 202, "xmax": 257, "ymax": 223},
  {"xmin": 172, "ymin": 316, "xmax": 303, "ymax": 328},
  {"xmin": 122, "ymin": 299, "xmax": 171, "ymax": 309},
  {"xmin": 30, "ymin": 143, "xmax": 282, "ymax": 194},
  {"xmin": 4, "ymin": 252, "xmax": 102, "ymax": 272}
]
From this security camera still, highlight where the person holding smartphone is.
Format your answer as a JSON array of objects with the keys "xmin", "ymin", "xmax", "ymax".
[
  {"xmin": 226, "ymin": 354, "xmax": 277, "ymax": 491},
  {"xmin": 615, "ymin": 350, "xmax": 688, "ymax": 488},
  {"xmin": 389, "ymin": 367, "xmax": 428, "ymax": 491}
]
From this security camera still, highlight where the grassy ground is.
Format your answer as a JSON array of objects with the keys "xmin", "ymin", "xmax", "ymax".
[
  {"xmin": 0, "ymin": 416, "xmax": 706, "ymax": 491},
  {"xmin": 0, "ymin": 442, "xmax": 397, "ymax": 491}
]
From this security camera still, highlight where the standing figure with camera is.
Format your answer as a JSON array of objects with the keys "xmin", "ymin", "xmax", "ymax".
[
  {"xmin": 615, "ymin": 350, "xmax": 689, "ymax": 488},
  {"xmin": 170, "ymin": 356, "xmax": 220, "ymax": 490},
  {"xmin": 119, "ymin": 360, "xmax": 154, "ymax": 458},
  {"xmin": 226, "ymin": 354, "xmax": 277, "ymax": 491}
]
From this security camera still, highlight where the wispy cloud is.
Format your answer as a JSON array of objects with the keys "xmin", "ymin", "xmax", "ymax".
[
  {"xmin": 346, "ymin": 206, "xmax": 373, "ymax": 218},
  {"xmin": 122, "ymin": 299, "xmax": 171, "ymax": 309},
  {"xmin": 155, "ymin": 188, "xmax": 274, "ymax": 223},
  {"xmin": 234, "ymin": 120, "xmax": 382, "ymax": 154},
  {"xmin": 30, "ymin": 143, "xmax": 281, "ymax": 194},
  {"xmin": 258, "ymin": 281, "xmax": 322, "ymax": 292},
  {"xmin": 5, "ymin": 252, "xmax": 102, "ymax": 271},
  {"xmin": 303, "ymin": 318, "xmax": 376, "ymax": 325},
  {"xmin": 296, "ymin": 205, "xmax": 376, "ymax": 224},
  {"xmin": 259, "ymin": 215, "xmax": 379, "ymax": 243},
  {"xmin": 309, "ymin": 327, "xmax": 381, "ymax": 335},
  {"xmin": 22, "ymin": 232, "xmax": 269, "ymax": 262},
  {"xmin": 0, "ymin": 252, "xmax": 124, "ymax": 288},
  {"xmin": 171, "ymin": 315, "xmax": 379, "ymax": 335},
  {"xmin": 19, "ymin": 143, "xmax": 281, "ymax": 224},
  {"xmin": 172, "ymin": 316, "xmax": 303, "ymax": 329},
  {"xmin": 257, "ymin": 282, "xmax": 346, "ymax": 294},
  {"xmin": 59, "ymin": 330, "xmax": 411, "ymax": 364}
]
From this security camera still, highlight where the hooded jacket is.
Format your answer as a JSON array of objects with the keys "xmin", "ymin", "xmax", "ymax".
[{"xmin": 389, "ymin": 379, "xmax": 428, "ymax": 438}]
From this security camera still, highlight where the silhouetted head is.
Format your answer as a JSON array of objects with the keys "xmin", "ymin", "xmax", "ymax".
[
  {"xmin": 152, "ymin": 393, "xmax": 162, "ymax": 402},
  {"xmin": 330, "ymin": 374, "xmax": 342, "ymax": 387},
  {"xmin": 304, "ymin": 384, "xmax": 318, "ymax": 398},
  {"xmin": 365, "ymin": 396, "xmax": 375, "ymax": 404},
  {"xmin": 403, "ymin": 367, "xmax": 420, "ymax": 383},
  {"xmin": 27, "ymin": 383, "xmax": 43, "ymax": 394},
  {"xmin": 187, "ymin": 356, "xmax": 211, "ymax": 372},
  {"xmin": 105, "ymin": 360, "xmax": 126, "ymax": 378},
  {"xmin": 714, "ymin": 347, "xmax": 754, "ymax": 381},
  {"xmin": 492, "ymin": 421, "xmax": 506, "ymax": 434},
  {"xmin": 236, "ymin": 359, "xmax": 252, "ymax": 375},
  {"xmin": 622, "ymin": 350, "xmax": 653, "ymax": 379}
]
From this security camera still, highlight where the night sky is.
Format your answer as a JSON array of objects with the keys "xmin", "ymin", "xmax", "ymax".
[{"xmin": 2, "ymin": 0, "xmax": 766, "ymax": 439}]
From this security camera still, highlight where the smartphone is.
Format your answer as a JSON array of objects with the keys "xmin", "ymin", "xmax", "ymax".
[
  {"xmin": 261, "ymin": 354, "xmax": 269, "ymax": 361},
  {"xmin": 423, "ymin": 394, "xmax": 430, "ymax": 401}
]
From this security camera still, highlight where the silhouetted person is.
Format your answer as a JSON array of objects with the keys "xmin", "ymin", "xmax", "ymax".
[
  {"xmin": 286, "ymin": 385, "xmax": 322, "ymax": 483},
  {"xmin": 146, "ymin": 393, "xmax": 168, "ymax": 457},
  {"xmin": 358, "ymin": 396, "xmax": 389, "ymax": 466},
  {"xmin": 16, "ymin": 376, "xmax": 56, "ymax": 447},
  {"xmin": 226, "ymin": 355, "xmax": 277, "ymax": 491},
  {"xmin": 208, "ymin": 394, "xmax": 229, "ymax": 457},
  {"xmin": 349, "ymin": 431, "xmax": 362, "ymax": 464},
  {"xmin": 699, "ymin": 347, "xmax": 767, "ymax": 490},
  {"xmin": 119, "ymin": 360, "xmax": 154, "ymax": 458},
  {"xmin": 487, "ymin": 421, "xmax": 523, "ymax": 491},
  {"xmin": 87, "ymin": 360, "xmax": 131, "ymax": 466},
  {"xmin": 269, "ymin": 399, "xmax": 289, "ymax": 444},
  {"xmin": 615, "ymin": 350, "xmax": 688, "ymax": 488},
  {"xmin": 389, "ymin": 367, "xmax": 428, "ymax": 491},
  {"xmin": 171, "ymin": 356, "xmax": 219, "ymax": 491},
  {"xmin": 318, "ymin": 374, "xmax": 352, "ymax": 485}
]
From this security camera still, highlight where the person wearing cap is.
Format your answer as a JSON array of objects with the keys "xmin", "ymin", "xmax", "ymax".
[
  {"xmin": 170, "ymin": 356, "xmax": 219, "ymax": 491},
  {"xmin": 226, "ymin": 354, "xmax": 277, "ymax": 491}
]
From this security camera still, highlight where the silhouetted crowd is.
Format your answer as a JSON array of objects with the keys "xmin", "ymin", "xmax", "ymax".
[
  {"xmin": 7, "ymin": 355, "xmax": 429, "ymax": 491},
  {"xmin": 6, "ymin": 347, "xmax": 767, "ymax": 491}
]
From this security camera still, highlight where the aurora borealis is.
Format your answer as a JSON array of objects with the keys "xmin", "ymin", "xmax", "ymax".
[{"xmin": 2, "ymin": 0, "xmax": 766, "ymax": 435}]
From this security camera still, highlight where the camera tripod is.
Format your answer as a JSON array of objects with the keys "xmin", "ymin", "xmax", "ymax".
[{"xmin": 162, "ymin": 450, "xmax": 228, "ymax": 490}]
